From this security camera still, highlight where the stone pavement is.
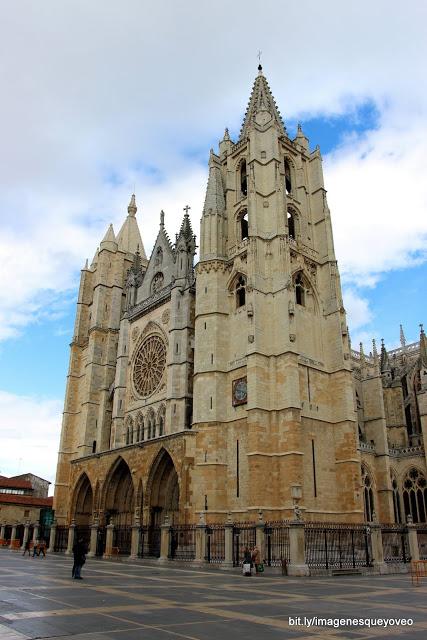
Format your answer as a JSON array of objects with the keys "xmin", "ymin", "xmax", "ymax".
[{"xmin": 0, "ymin": 551, "xmax": 426, "ymax": 639}]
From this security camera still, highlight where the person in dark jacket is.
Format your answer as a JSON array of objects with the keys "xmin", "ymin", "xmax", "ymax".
[{"xmin": 72, "ymin": 538, "xmax": 87, "ymax": 579}]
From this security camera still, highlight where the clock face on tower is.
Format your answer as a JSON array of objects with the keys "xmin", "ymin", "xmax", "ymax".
[{"xmin": 232, "ymin": 376, "xmax": 248, "ymax": 406}]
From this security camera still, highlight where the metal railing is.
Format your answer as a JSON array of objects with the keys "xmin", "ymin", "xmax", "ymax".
[
  {"xmin": 232, "ymin": 523, "xmax": 256, "ymax": 567},
  {"xmin": 264, "ymin": 522, "xmax": 290, "ymax": 566},
  {"xmin": 205, "ymin": 525, "xmax": 225, "ymax": 564},
  {"xmin": 138, "ymin": 526, "xmax": 160, "ymax": 558},
  {"xmin": 305, "ymin": 523, "xmax": 372, "ymax": 570},
  {"xmin": 169, "ymin": 524, "xmax": 196, "ymax": 561},
  {"xmin": 54, "ymin": 526, "xmax": 69, "ymax": 552},
  {"xmin": 112, "ymin": 525, "xmax": 132, "ymax": 555},
  {"xmin": 381, "ymin": 524, "xmax": 409, "ymax": 563}
]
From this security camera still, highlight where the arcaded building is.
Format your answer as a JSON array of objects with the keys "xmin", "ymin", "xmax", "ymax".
[{"xmin": 53, "ymin": 68, "xmax": 427, "ymax": 533}]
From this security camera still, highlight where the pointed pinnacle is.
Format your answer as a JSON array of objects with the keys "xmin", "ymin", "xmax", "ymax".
[
  {"xmin": 160, "ymin": 210, "xmax": 165, "ymax": 228},
  {"xmin": 400, "ymin": 324, "xmax": 406, "ymax": 348},
  {"xmin": 128, "ymin": 194, "xmax": 137, "ymax": 216}
]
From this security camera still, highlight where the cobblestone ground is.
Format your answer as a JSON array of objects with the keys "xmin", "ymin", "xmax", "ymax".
[{"xmin": 0, "ymin": 551, "xmax": 427, "ymax": 639}]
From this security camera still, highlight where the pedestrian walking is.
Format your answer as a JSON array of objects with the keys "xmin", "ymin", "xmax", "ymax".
[
  {"xmin": 251, "ymin": 545, "xmax": 263, "ymax": 574},
  {"xmin": 22, "ymin": 540, "xmax": 31, "ymax": 556},
  {"xmin": 32, "ymin": 540, "xmax": 39, "ymax": 557},
  {"xmin": 38, "ymin": 540, "xmax": 46, "ymax": 558},
  {"xmin": 242, "ymin": 546, "xmax": 252, "ymax": 576},
  {"xmin": 72, "ymin": 537, "xmax": 87, "ymax": 579}
]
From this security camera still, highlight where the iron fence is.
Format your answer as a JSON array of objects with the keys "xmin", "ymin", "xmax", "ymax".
[
  {"xmin": 54, "ymin": 526, "xmax": 69, "ymax": 552},
  {"xmin": 138, "ymin": 526, "xmax": 160, "ymax": 558},
  {"xmin": 381, "ymin": 524, "xmax": 409, "ymax": 563},
  {"xmin": 169, "ymin": 524, "xmax": 196, "ymax": 561},
  {"xmin": 264, "ymin": 522, "xmax": 290, "ymax": 566},
  {"xmin": 232, "ymin": 523, "xmax": 256, "ymax": 567},
  {"xmin": 113, "ymin": 525, "xmax": 132, "ymax": 555},
  {"xmin": 305, "ymin": 523, "xmax": 372, "ymax": 570},
  {"xmin": 16, "ymin": 525, "xmax": 24, "ymax": 545},
  {"xmin": 415, "ymin": 525, "xmax": 427, "ymax": 560},
  {"xmin": 38, "ymin": 525, "xmax": 51, "ymax": 545},
  {"xmin": 205, "ymin": 525, "xmax": 225, "ymax": 564}
]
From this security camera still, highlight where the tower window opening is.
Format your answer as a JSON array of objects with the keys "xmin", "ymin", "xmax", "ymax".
[
  {"xmin": 362, "ymin": 466, "xmax": 375, "ymax": 522},
  {"xmin": 240, "ymin": 160, "xmax": 247, "ymax": 197},
  {"xmin": 92, "ymin": 440, "xmax": 96, "ymax": 453},
  {"xmin": 235, "ymin": 275, "xmax": 246, "ymax": 308},
  {"xmin": 284, "ymin": 159, "xmax": 292, "ymax": 194},
  {"xmin": 287, "ymin": 208, "xmax": 295, "ymax": 239},
  {"xmin": 295, "ymin": 273, "xmax": 305, "ymax": 306},
  {"xmin": 240, "ymin": 210, "xmax": 249, "ymax": 241},
  {"xmin": 392, "ymin": 477, "xmax": 402, "ymax": 523}
]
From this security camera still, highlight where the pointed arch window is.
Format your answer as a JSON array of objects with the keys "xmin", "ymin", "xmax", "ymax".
[
  {"xmin": 126, "ymin": 417, "xmax": 134, "ymax": 445},
  {"xmin": 155, "ymin": 247, "xmax": 163, "ymax": 266},
  {"xmin": 158, "ymin": 405, "xmax": 166, "ymax": 436},
  {"xmin": 284, "ymin": 158, "xmax": 292, "ymax": 194},
  {"xmin": 235, "ymin": 275, "xmax": 246, "ymax": 309},
  {"xmin": 137, "ymin": 413, "xmax": 144, "ymax": 442},
  {"xmin": 362, "ymin": 466, "xmax": 375, "ymax": 522},
  {"xmin": 294, "ymin": 272, "xmax": 305, "ymax": 306},
  {"xmin": 238, "ymin": 209, "xmax": 249, "ymax": 241},
  {"xmin": 240, "ymin": 160, "xmax": 247, "ymax": 197},
  {"xmin": 287, "ymin": 208, "xmax": 296, "ymax": 240},
  {"xmin": 402, "ymin": 468, "xmax": 427, "ymax": 523},
  {"xmin": 151, "ymin": 272, "xmax": 164, "ymax": 294},
  {"xmin": 392, "ymin": 476, "xmax": 402, "ymax": 523}
]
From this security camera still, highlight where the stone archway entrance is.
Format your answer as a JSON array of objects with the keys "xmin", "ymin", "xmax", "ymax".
[
  {"xmin": 73, "ymin": 473, "xmax": 93, "ymax": 527},
  {"xmin": 147, "ymin": 449, "xmax": 179, "ymax": 527},
  {"xmin": 104, "ymin": 458, "xmax": 135, "ymax": 526}
]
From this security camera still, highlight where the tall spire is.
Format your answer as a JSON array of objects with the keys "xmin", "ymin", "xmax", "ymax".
[
  {"xmin": 203, "ymin": 152, "xmax": 225, "ymax": 216},
  {"xmin": 400, "ymin": 324, "xmax": 407, "ymax": 349},
  {"xmin": 117, "ymin": 194, "xmax": 147, "ymax": 259},
  {"xmin": 178, "ymin": 205, "xmax": 195, "ymax": 241},
  {"xmin": 239, "ymin": 68, "xmax": 286, "ymax": 141},
  {"xmin": 420, "ymin": 324, "xmax": 427, "ymax": 368},
  {"xmin": 380, "ymin": 338, "xmax": 390, "ymax": 373}
]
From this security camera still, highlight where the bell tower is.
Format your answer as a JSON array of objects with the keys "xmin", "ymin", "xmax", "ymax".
[{"xmin": 193, "ymin": 66, "xmax": 362, "ymax": 522}]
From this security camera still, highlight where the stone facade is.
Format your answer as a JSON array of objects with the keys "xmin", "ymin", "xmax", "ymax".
[{"xmin": 53, "ymin": 68, "xmax": 427, "ymax": 531}]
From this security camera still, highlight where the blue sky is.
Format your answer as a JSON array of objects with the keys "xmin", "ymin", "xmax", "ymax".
[{"xmin": 0, "ymin": 0, "xmax": 426, "ymax": 483}]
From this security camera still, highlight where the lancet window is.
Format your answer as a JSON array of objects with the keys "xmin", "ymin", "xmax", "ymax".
[
  {"xmin": 125, "ymin": 417, "xmax": 134, "ymax": 446},
  {"xmin": 235, "ymin": 275, "xmax": 246, "ymax": 309},
  {"xmin": 362, "ymin": 466, "xmax": 375, "ymax": 522},
  {"xmin": 287, "ymin": 208, "xmax": 296, "ymax": 240},
  {"xmin": 294, "ymin": 272, "xmax": 305, "ymax": 307},
  {"xmin": 239, "ymin": 209, "xmax": 248, "ymax": 241},
  {"xmin": 284, "ymin": 158, "xmax": 292, "ymax": 194},
  {"xmin": 240, "ymin": 160, "xmax": 247, "ymax": 197},
  {"xmin": 392, "ymin": 476, "xmax": 402, "ymax": 523},
  {"xmin": 402, "ymin": 467, "xmax": 427, "ymax": 523}
]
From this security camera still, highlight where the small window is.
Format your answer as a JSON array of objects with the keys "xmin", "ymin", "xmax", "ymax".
[
  {"xmin": 92, "ymin": 440, "xmax": 96, "ymax": 453},
  {"xmin": 24, "ymin": 509, "xmax": 30, "ymax": 518},
  {"xmin": 235, "ymin": 275, "xmax": 246, "ymax": 308},
  {"xmin": 295, "ymin": 273, "xmax": 305, "ymax": 306},
  {"xmin": 287, "ymin": 208, "xmax": 295, "ymax": 239},
  {"xmin": 240, "ymin": 210, "xmax": 248, "ymax": 240},
  {"xmin": 284, "ymin": 159, "xmax": 292, "ymax": 194},
  {"xmin": 240, "ymin": 160, "xmax": 247, "ymax": 197}
]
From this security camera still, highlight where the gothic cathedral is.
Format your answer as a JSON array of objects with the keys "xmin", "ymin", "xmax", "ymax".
[{"xmin": 54, "ymin": 68, "xmax": 427, "ymax": 532}]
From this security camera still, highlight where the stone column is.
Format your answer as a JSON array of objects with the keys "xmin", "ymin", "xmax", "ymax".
[
  {"xmin": 21, "ymin": 521, "xmax": 30, "ymax": 551},
  {"xmin": 130, "ymin": 521, "xmax": 140, "ymax": 560},
  {"xmin": 256, "ymin": 511, "xmax": 265, "ymax": 562},
  {"xmin": 9, "ymin": 524, "xmax": 17, "ymax": 549},
  {"xmin": 103, "ymin": 520, "xmax": 114, "ymax": 559},
  {"xmin": 222, "ymin": 513, "xmax": 234, "ymax": 569},
  {"xmin": 65, "ymin": 520, "xmax": 76, "ymax": 556},
  {"xmin": 159, "ymin": 517, "xmax": 170, "ymax": 563},
  {"xmin": 88, "ymin": 521, "xmax": 99, "ymax": 558},
  {"xmin": 195, "ymin": 513, "xmax": 206, "ymax": 564},
  {"xmin": 0, "ymin": 523, "xmax": 5, "ymax": 541},
  {"xmin": 32, "ymin": 523, "xmax": 39, "ymax": 544},
  {"xmin": 406, "ymin": 516, "xmax": 419, "ymax": 563},
  {"xmin": 370, "ymin": 523, "xmax": 387, "ymax": 573},
  {"xmin": 287, "ymin": 521, "xmax": 309, "ymax": 576},
  {"xmin": 48, "ymin": 519, "xmax": 57, "ymax": 553}
]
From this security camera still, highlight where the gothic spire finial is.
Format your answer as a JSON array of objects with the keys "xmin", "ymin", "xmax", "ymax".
[
  {"xmin": 420, "ymin": 323, "xmax": 427, "ymax": 368},
  {"xmin": 372, "ymin": 338, "xmax": 378, "ymax": 359},
  {"xmin": 128, "ymin": 193, "xmax": 137, "ymax": 217},
  {"xmin": 160, "ymin": 210, "xmax": 165, "ymax": 228},
  {"xmin": 400, "ymin": 324, "xmax": 406, "ymax": 348},
  {"xmin": 359, "ymin": 342, "xmax": 365, "ymax": 364},
  {"xmin": 239, "ymin": 69, "xmax": 286, "ymax": 141}
]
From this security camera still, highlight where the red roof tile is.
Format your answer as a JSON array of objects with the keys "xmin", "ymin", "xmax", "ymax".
[{"xmin": 0, "ymin": 495, "xmax": 53, "ymax": 507}]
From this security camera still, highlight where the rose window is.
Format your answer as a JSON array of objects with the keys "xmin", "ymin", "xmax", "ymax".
[{"xmin": 133, "ymin": 335, "xmax": 166, "ymax": 397}]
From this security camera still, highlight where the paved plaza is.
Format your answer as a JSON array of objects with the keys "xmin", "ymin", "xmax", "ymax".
[{"xmin": 0, "ymin": 551, "xmax": 427, "ymax": 640}]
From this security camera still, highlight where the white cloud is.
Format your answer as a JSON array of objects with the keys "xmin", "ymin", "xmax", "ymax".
[
  {"xmin": 342, "ymin": 288, "xmax": 373, "ymax": 332},
  {"xmin": 0, "ymin": 0, "xmax": 426, "ymax": 342},
  {"xmin": 0, "ymin": 391, "xmax": 62, "ymax": 488}
]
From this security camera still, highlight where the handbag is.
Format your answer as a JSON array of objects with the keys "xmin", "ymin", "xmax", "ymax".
[
  {"xmin": 256, "ymin": 563, "xmax": 264, "ymax": 573},
  {"xmin": 242, "ymin": 562, "xmax": 251, "ymax": 575}
]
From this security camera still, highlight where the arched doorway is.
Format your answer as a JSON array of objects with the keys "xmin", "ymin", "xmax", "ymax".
[
  {"xmin": 73, "ymin": 473, "xmax": 93, "ymax": 526},
  {"xmin": 104, "ymin": 458, "xmax": 135, "ymax": 526},
  {"xmin": 147, "ymin": 449, "xmax": 180, "ymax": 527}
]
